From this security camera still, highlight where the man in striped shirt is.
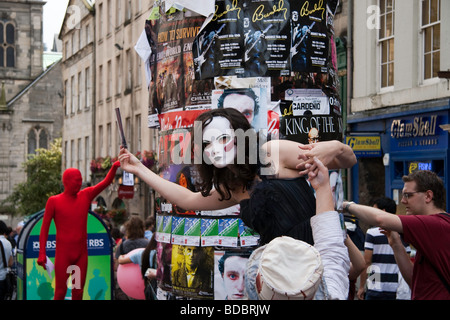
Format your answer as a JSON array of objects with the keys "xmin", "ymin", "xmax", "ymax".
[{"xmin": 357, "ymin": 197, "xmax": 410, "ymax": 300}]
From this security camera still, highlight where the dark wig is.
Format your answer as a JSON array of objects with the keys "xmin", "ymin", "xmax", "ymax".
[{"xmin": 194, "ymin": 108, "xmax": 260, "ymax": 201}]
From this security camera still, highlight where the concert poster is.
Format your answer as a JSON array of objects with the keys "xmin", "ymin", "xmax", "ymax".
[
  {"xmin": 242, "ymin": 0, "xmax": 291, "ymax": 77},
  {"xmin": 290, "ymin": 0, "xmax": 329, "ymax": 73},
  {"xmin": 193, "ymin": 0, "xmax": 244, "ymax": 79}
]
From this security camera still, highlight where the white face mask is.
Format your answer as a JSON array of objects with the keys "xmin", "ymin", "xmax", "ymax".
[{"xmin": 202, "ymin": 117, "xmax": 236, "ymax": 168}]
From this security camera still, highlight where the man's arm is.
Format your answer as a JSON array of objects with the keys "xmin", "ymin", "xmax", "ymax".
[
  {"xmin": 357, "ymin": 249, "xmax": 372, "ymax": 300},
  {"xmin": 342, "ymin": 201, "xmax": 403, "ymax": 233},
  {"xmin": 381, "ymin": 229, "xmax": 413, "ymax": 287}
]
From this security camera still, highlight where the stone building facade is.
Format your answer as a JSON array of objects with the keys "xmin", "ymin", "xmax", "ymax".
[
  {"xmin": 60, "ymin": 0, "xmax": 158, "ymax": 219},
  {"xmin": 0, "ymin": 0, "xmax": 63, "ymax": 216}
]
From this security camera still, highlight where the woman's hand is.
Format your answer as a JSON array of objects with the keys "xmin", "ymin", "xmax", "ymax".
[
  {"xmin": 304, "ymin": 157, "xmax": 330, "ymax": 191},
  {"xmin": 297, "ymin": 141, "xmax": 356, "ymax": 173},
  {"xmin": 118, "ymin": 146, "xmax": 141, "ymax": 174}
]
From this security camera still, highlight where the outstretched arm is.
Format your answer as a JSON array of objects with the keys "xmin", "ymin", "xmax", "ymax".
[
  {"xmin": 118, "ymin": 147, "xmax": 237, "ymax": 211},
  {"xmin": 261, "ymin": 140, "xmax": 356, "ymax": 179},
  {"xmin": 86, "ymin": 161, "xmax": 121, "ymax": 199},
  {"xmin": 38, "ymin": 198, "xmax": 56, "ymax": 269},
  {"xmin": 381, "ymin": 229, "xmax": 413, "ymax": 287},
  {"xmin": 298, "ymin": 140, "xmax": 357, "ymax": 171},
  {"xmin": 342, "ymin": 201, "xmax": 403, "ymax": 233}
]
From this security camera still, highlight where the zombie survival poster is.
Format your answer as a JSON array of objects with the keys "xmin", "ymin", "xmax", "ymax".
[{"xmin": 146, "ymin": 9, "xmax": 213, "ymax": 127}]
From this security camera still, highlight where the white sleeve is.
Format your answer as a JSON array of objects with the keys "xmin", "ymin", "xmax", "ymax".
[{"xmin": 311, "ymin": 211, "xmax": 350, "ymax": 300}]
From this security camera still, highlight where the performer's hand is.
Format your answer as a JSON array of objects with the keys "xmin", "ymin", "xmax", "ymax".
[
  {"xmin": 37, "ymin": 255, "xmax": 47, "ymax": 270},
  {"xmin": 119, "ymin": 146, "xmax": 140, "ymax": 174},
  {"xmin": 304, "ymin": 157, "xmax": 330, "ymax": 191},
  {"xmin": 296, "ymin": 141, "xmax": 338, "ymax": 174}
]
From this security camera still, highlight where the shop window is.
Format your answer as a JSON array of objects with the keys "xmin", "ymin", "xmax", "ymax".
[
  {"xmin": 394, "ymin": 159, "xmax": 444, "ymax": 180},
  {"xmin": 393, "ymin": 161, "xmax": 404, "ymax": 179}
]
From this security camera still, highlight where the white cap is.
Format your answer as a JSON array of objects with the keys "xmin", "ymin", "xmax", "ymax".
[{"xmin": 248, "ymin": 236, "xmax": 323, "ymax": 300}]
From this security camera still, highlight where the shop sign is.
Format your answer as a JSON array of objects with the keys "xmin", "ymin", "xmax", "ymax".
[
  {"xmin": 118, "ymin": 185, "xmax": 134, "ymax": 199},
  {"xmin": 390, "ymin": 113, "xmax": 448, "ymax": 152},
  {"xmin": 346, "ymin": 136, "xmax": 381, "ymax": 158}
]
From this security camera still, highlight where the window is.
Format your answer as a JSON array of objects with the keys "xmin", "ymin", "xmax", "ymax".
[
  {"xmin": 85, "ymin": 136, "xmax": 90, "ymax": 180},
  {"xmin": 78, "ymin": 71, "xmax": 83, "ymax": 111},
  {"xmin": 98, "ymin": 125, "xmax": 103, "ymax": 156},
  {"xmin": 71, "ymin": 140, "xmax": 75, "ymax": 168},
  {"xmin": 107, "ymin": 60, "xmax": 112, "ymax": 98},
  {"xmin": 136, "ymin": 114, "xmax": 141, "ymax": 152},
  {"xmin": 85, "ymin": 67, "xmax": 91, "ymax": 108},
  {"xmin": 107, "ymin": 0, "xmax": 113, "ymax": 35},
  {"xmin": 71, "ymin": 75, "xmax": 76, "ymax": 113},
  {"xmin": 126, "ymin": 116, "xmax": 131, "ymax": 149},
  {"xmin": 422, "ymin": 0, "xmax": 440, "ymax": 80},
  {"xmin": 64, "ymin": 141, "xmax": 68, "ymax": 168},
  {"xmin": 379, "ymin": 0, "xmax": 395, "ymax": 88},
  {"xmin": 116, "ymin": 0, "xmax": 123, "ymax": 27},
  {"xmin": 65, "ymin": 80, "xmax": 70, "ymax": 115},
  {"xmin": 28, "ymin": 127, "xmax": 49, "ymax": 155},
  {"xmin": 98, "ymin": 65, "xmax": 103, "ymax": 101},
  {"xmin": 126, "ymin": 49, "xmax": 132, "ymax": 90},
  {"xmin": 0, "ymin": 21, "xmax": 16, "ymax": 67},
  {"xmin": 98, "ymin": 3, "xmax": 103, "ymax": 38},
  {"xmin": 77, "ymin": 138, "xmax": 82, "ymax": 170},
  {"xmin": 126, "ymin": 0, "xmax": 132, "ymax": 21},
  {"xmin": 116, "ymin": 55, "xmax": 122, "ymax": 95},
  {"xmin": 107, "ymin": 123, "xmax": 112, "ymax": 156}
]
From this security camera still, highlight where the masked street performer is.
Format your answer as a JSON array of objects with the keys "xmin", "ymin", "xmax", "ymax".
[
  {"xmin": 119, "ymin": 108, "xmax": 356, "ymax": 246},
  {"xmin": 38, "ymin": 161, "xmax": 120, "ymax": 300}
]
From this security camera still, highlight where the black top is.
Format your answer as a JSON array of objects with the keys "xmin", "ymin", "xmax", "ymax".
[{"xmin": 240, "ymin": 177, "xmax": 316, "ymax": 246}]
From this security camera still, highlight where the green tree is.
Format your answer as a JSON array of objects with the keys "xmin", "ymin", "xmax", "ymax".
[{"xmin": 2, "ymin": 138, "xmax": 62, "ymax": 216}]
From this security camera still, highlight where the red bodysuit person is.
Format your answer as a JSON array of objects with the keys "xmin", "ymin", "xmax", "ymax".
[{"xmin": 37, "ymin": 161, "xmax": 120, "ymax": 300}]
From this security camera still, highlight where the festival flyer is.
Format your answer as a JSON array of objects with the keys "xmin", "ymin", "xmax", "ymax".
[
  {"xmin": 156, "ymin": 215, "xmax": 173, "ymax": 244},
  {"xmin": 218, "ymin": 218, "xmax": 239, "ymax": 247},
  {"xmin": 238, "ymin": 220, "xmax": 259, "ymax": 247},
  {"xmin": 184, "ymin": 218, "xmax": 201, "ymax": 246},
  {"xmin": 201, "ymin": 219, "xmax": 219, "ymax": 247},
  {"xmin": 171, "ymin": 216, "xmax": 186, "ymax": 245}
]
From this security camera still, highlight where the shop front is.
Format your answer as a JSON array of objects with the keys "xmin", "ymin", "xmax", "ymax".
[{"xmin": 346, "ymin": 99, "xmax": 450, "ymax": 212}]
